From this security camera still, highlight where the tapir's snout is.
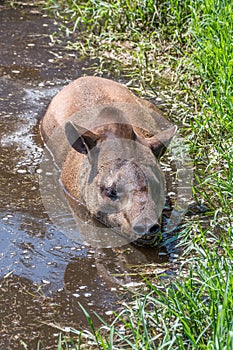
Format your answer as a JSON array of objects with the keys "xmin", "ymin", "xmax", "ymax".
[
  {"xmin": 132, "ymin": 219, "xmax": 160, "ymax": 237},
  {"xmin": 132, "ymin": 219, "xmax": 161, "ymax": 246}
]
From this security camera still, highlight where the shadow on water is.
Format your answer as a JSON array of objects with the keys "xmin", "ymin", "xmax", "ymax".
[{"xmin": 0, "ymin": 3, "xmax": 178, "ymax": 349}]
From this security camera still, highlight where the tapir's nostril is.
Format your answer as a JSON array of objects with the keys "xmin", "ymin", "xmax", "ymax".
[
  {"xmin": 133, "ymin": 223, "xmax": 161, "ymax": 236},
  {"xmin": 133, "ymin": 224, "xmax": 146, "ymax": 235},
  {"xmin": 149, "ymin": 224, "xmax": 160, "ymax": 235}
]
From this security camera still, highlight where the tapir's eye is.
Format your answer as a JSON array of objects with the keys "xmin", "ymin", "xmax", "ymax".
[
  {"xmin": 101, "ymin": 184, "xmax": 118, "ymax": 201},
  {"xmin": 106, "ymin": 187, "xmax": 118, "ymax": 201}
]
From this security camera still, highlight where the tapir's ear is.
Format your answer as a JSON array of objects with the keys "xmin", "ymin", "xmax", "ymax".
[
  {"xmin": 65, "ymin": 121, "xmax": 99, "ymax": 154},
  {"xmin": 148, "ymin": 125, "xmax": 177, "ymax": 158}
]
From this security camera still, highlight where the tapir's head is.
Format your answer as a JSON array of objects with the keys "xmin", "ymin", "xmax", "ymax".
[{"xmin": 65, "ymin": 107, "xmax": 176, "ymax": 245}]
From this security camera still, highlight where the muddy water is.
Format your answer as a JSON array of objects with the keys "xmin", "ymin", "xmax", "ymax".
[{"xmin": 0, "ymin": 3, "xmax": 173, "ymax": 350}]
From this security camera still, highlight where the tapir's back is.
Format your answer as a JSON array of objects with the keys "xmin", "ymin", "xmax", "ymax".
[{"xmin": 41, "ymin": 76, "xmax": 165, "ymax": 142}]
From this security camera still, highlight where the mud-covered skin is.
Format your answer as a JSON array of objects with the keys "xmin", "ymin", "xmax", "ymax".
[
  {"xmin": 41, "ymin": 76, "xmax": 164, "ymax": 142},
  {"xmin": 41, "ymin": 76, "xmax": 176, "ymax": 244}
]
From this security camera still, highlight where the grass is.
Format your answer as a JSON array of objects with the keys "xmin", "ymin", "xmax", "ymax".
[{"xmin": 39, "ymin": 0, "xmax": 233, "ymax": 348}]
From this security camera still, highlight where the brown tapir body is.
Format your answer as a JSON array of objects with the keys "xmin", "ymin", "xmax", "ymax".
[{"xmin": 41, "ymin": 76, "xmax": 176, "ymax": 246}]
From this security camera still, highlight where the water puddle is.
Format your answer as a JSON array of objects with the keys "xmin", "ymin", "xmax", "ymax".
[{"xmin": 0, "ymin": 3, "xmax": 181, "ymax": 349}]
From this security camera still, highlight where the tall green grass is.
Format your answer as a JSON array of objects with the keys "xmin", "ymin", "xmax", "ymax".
[
  {"xmin": 44, "ymin": 0, "xmax": 195, "ymax": 86},
  {"xmin": 42, "ymin": 0, "xmax": 233, "ymax": 348}
]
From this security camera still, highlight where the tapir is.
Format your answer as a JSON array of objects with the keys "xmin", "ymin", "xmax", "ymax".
[{"xmin": 41, "ymin": 76, "xmax": 176, "ymax": 246}]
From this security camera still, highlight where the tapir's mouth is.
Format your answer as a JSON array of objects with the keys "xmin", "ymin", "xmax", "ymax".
[{"xmin": 134, "ymin": 231, "xmax": 162, "ymax": 247}]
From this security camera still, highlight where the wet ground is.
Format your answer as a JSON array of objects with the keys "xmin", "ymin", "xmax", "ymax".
[{"xmin": 0, "ymin": 3, "xmax": 176, "ymax": 349}]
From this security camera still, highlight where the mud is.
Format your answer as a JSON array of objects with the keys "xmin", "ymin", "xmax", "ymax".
[{"xmin": 0, "ymin": 3, "xmax": 175, "ymax": 349}]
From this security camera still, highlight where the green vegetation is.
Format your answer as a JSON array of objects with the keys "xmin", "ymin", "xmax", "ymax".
[{"xmin": 43, "ymin": 0, "xmax": 233, "ymax": 348}]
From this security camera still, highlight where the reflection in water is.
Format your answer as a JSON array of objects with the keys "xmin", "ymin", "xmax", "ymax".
[
  {"xmin": 0, "ymin": 212, "xmax": 86, "ymax": 291},
  {"xmin": 0, "ymin": 273, "xmax": 114, "ymax": 350}
]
